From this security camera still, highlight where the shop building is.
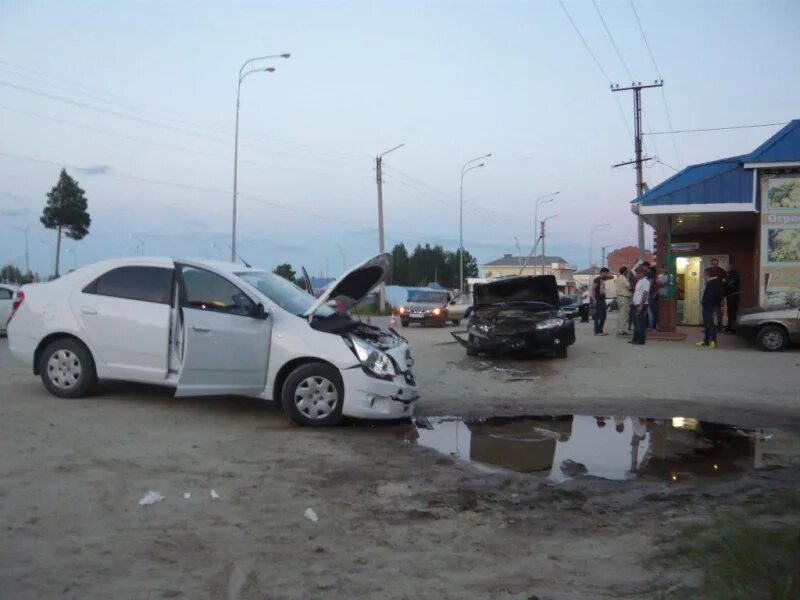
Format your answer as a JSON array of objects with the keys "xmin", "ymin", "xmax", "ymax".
[{"xmin": 633, "ymin": 120, "xmax": 800, "ymax": 328}]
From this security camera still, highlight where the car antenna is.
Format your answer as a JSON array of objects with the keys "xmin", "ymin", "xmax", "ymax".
[{"xmin": 227, "ymin": 245, "xmax": 251, "ymax": 268}]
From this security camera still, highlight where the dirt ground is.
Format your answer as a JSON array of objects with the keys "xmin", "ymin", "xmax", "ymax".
[{"xmin": 1, "ymin": 314, "xmax": 799, "ymax": 599}]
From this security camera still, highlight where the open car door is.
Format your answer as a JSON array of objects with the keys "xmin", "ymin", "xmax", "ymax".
[
  {"xmin": 300, "ymin": 266, "xmax": 315, "ymax": 296},
  {"xmin": 174, "ymin": 264, "xmax": 271, "ymax": 397}
]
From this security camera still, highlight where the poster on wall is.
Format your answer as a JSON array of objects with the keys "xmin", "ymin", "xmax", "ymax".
[{"xmin": 761, "ymin": 176, "xmax": 800, "ymax": 307}]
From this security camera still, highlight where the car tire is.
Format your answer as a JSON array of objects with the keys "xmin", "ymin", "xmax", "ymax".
[
  {"xmin": 39, "ymin": 337, "xmax": 96, "ymax": 398},
  {"xmin": 400, "ymin": 319, "xmax": 408, "ymax": 328},
  {"xmin": 281, "ymin": 362, "xmax": 344, "ymax": 427},
  {"xmin": 452, "ymin": 319, "xmax": 460, "ymax": 326},
  {"xmin": 757, "ymin": 325, "xmax": 789, "ymax": 352},
  {"xmin": 554, "ymin": 346, "xmax": 568, "ymax": 359},
  {"xmin": 466, "ymin": 335, "xmax": 478, "ymax": 357}
]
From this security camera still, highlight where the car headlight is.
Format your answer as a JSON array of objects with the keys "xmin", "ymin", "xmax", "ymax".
[
  {"xmin": 349, "ymin": 336, "xmax": 397, "ymax": 379},
  {"xmin": 469, "ymin": 323, "xmax": 493, "ymax": 334},
  {"xmin": 398, "ymin": 306, "xmax": 405, "ymax": 314},
  {"xmin": 433, "ymin": 307, "xmax": 441, "ymax": 316},
  {"xmin": 535, "ymin": 318, "xmax": 565, "ymax": 329}
]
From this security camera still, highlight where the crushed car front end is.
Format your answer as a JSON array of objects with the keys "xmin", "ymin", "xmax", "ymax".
[{"xmin": 468, "ymin": 302, "xmax": 575, "ymax": 355}]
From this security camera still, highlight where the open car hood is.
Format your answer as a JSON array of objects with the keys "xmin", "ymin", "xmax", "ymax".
[
  {"xmin": 304, "ymin": 253, "xmax": 392, "ymax": 317},
  {"xmin": 473, "ymin": 275, "xmax": 560, "ymax": 307}
]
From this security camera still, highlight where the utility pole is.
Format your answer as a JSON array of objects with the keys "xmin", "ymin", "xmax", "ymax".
[
  {"xmin": 540, "ymin": 215, "xmax": 558, "ymax": 275},
  {"xmin": 375, "ymin": 143, "xmax": 404, "ymax": 312},
  {"xmin": 611, "ymin": 80, "xmax": 663, "ymax": 262}
]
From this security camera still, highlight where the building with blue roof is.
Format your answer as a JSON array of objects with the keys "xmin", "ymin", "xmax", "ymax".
[{"xmin": 632, "ymin": 120, "xmax": 800, "ymax": 326}]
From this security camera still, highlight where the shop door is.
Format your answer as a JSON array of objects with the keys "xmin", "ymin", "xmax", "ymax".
[{"xmin": 683, "ymin": 257, "xmax": 702, "ymax": 325}]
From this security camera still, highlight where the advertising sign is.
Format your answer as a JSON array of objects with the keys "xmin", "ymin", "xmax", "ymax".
[{"xmin": 760, "ymin": 176, "xmax": 800, "ymax": 306}]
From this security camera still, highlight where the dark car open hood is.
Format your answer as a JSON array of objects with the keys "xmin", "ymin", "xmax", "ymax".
[{"xmin": 473, "ymin": 275, "xmax": 560, "ymax": 307}]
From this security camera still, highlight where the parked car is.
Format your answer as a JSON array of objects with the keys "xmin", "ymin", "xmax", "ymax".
[
  {"xmin": 446, "ymin": 291, "xmax": 473, "ymax": 325},
  {"xmin": 0, "ymin": 283, "xmax": 19, "ymax": 335},
  {"xmin": 736, "ymin": 304, "xmax": 800, "ymax": 351},
  {"xmin": 460, "ymin": 275, "xmax": 575, "ymax": 358},
  {"xmin": 397, "ymin": 289, "xmax": 449, "ymax": 327},
  {"xmin": 6, "ymin": 254, "xmax": 418, "ymax": 426},
  {"xmin": 559, "ymin": 293, "xmax": 580, "ymax": 320}
]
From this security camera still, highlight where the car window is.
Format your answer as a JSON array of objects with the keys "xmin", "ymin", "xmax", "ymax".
[
  {"xmin": 236, "ymin": 270, "xmax": 335, "ymax": 318},
  {"xmin": 180, "ymin": 266, "xmax": 255, "ymax": 317},
  {"xmin": 0, "ymin": 288, "xmax": 13, "ymax": 300},
  {"xmin": 84, "ymin": 266, "xmax": 173, "ymax": 304}
]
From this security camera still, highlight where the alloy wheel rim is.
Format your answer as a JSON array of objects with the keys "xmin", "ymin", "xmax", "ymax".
[
  {"xmin": 294, "ymin": 376, "xmax": 338, "ymax": 419},
  {"xmin": 763, "ymin": 331, "xmax": 783, "ymax": 350},
  {"xmin": 47, "ymin": 349, "xmax": 82, "ymax": 389}
]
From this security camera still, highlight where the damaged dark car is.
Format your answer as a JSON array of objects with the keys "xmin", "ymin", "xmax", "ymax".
[{"xmin": 455, "ymin": 275, "xmax": 575, "ymax": 358}]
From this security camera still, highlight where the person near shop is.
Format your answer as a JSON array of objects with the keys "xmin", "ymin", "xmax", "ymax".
[
  {"xmin": 724, "ymin": 264, "xmax": 741, "ymax": 333},
  {"xmin": 709, "ymin": 258, "xmax": 727, "ymax": 329},
  {"xmin": 630, "ymin": 266, "xmax": 650, "ymax": 345},
  {"xmin": 579, "ymin": 286, "xmax": 591, "ymax": 322},
  {"xmin": 697, "ymin": 267, "xmax": 723, "ymax": 349},
  {"xmin": 593, "ymin": 268, "xmax": 612, "ymax": 336},
  {"xmin": 614, "ymin": 266, "xmax": 632, "ymax": 336}
]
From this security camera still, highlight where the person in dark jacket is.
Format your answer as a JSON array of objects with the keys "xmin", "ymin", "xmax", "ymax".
[
  {"xmin": 723, "ymin": 265, "xmax": 741, "ymax": 333},
  {"xmin": 697, "ymin": 267, "xmax": 723, "ymax": 348}
]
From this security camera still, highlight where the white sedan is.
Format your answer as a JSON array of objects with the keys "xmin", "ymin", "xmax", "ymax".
[
  {"xmin": 6, "ymin": 254, "xmax": 418, "ymax": 426},
  {"xmin": 1, "ymin": 283, "xmax": 19, "ymax": 334}
]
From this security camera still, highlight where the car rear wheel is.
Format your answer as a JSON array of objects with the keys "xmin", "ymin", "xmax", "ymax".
[
  {"xmin": 39, "ymin": 338, "xmax": 96, "ymax": 398},
  {"xmin": 281, "ymin": 363, "xmax": 344, "ymax": 427},
  {"xmin": 757, "ymin": 325, "xmax": 789, "ymax": 352}
]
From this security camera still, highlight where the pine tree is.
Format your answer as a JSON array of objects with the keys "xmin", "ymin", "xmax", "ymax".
[{"xmin": 40, "ymin": 169, "xmax": 91, "ymax": 277}]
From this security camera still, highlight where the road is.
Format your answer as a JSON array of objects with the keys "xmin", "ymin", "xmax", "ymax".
[{"xmin": 1, "ymin": 316, "xmax": 798, "ymax": 599}]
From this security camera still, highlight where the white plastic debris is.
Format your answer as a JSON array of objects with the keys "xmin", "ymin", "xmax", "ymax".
[
  {"xmin": 183, "ymin": 492, "xmax": 191, "ymax": 500},
  {"xmin": 138, "ymin": 490, "xmax": 165, "ymax": 506},
  {"xmin": 304, "ymin": 508, "xmax": 319, "ymax": 523},
  {"xmin": 210, "ymin": 489, "xmax": 220, "ymax": 499}
]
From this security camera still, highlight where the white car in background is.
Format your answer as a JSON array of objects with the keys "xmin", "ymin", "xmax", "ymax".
[
  {"xmin": 0, "ymin": 283, "xmax": 19, "ymax": 335},
  {"xmin": 6, "ymin": 254, "xmax": 418, "ymax": 426}
]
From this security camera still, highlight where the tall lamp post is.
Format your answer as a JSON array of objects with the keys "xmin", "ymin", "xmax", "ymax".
[
  {"xmin": 533, "ymin": 191, "xmax": 559, "ymax": 272},
  {"xmin": 375, "ymin": 143, "xmax": 405, "ymax": 312},
  {"xmin": 589, "ymin": 224, "xmax": 610, "ymax": 271},
  {"xmin": 231, "ymin": 52, "xmax": 290, "ymax": 262},
  {"xmin": 459, "ymin": 153, "xmax": 491, "ymax": 292}
]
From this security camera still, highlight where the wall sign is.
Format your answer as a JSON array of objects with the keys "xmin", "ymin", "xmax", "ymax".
[
  {"xmin": 671, "ymin": 242, "xmax": 699, "ymax": 252},
  {"xmin": 760, "ymin": 175, "xmax": 800, "ymax": 307}
]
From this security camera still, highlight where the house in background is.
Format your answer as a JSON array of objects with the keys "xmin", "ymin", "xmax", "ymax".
[
  {"xmin": 480, "ymin": 254, "xmax": 577, "ymax": 293},
  {"xmin": 606, "ymin": 246, "xmax": 654, "ymax": 274}
]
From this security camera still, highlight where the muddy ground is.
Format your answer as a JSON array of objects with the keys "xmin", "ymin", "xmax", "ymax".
[{"xmin": 1, "ymin": 315, "xmax": 799, "ymax": 599}]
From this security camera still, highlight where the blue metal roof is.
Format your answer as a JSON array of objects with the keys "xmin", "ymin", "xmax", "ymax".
[
  {"xmin": 743, "ymin": 120, "xmax": 800, "ymax": 164},
  {"xmin": 636, "ymin": 120, "xmax": 800, "ymax": 207}
]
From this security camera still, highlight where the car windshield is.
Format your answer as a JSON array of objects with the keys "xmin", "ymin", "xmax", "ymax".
[
  {"xmin": 236, "ymin": 271, "xmax": 335, "ymax": 318},
  {"xmin": 408, "ymin": 290, "xmax": 448, "ymax": 304}
]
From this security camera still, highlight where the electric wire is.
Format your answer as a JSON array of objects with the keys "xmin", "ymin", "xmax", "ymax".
[
  {"xmin": 646, "ymin": 122, "xmax": 789, "ymax": 135},
  {"xmin": 592, "ymin": 0, "xmax": 634, "ymax": 82}
]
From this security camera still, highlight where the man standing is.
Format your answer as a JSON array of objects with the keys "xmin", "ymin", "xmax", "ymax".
[
  {"xmin": 579, "ymin": 286, "xmax": 591, "ymax": 323},
  {"xmin": 630, "ymin": 266, "xmax": 651, "ymax": 345},
  {"xmin": 708, "ymin": 258, "xmax": 727, "ymax": 329},
  {"xmin": 724, "ymin": 263, "xmax": 741, "ymax": 333},
  {"xmin": 652, "ymin": 264, "xmax": 668, "ymax": 331},
  {"xmin": 593, "ymin": 267, "xmax": 612, "ymax": 336},
  {"xmin": 614, "ymin": 266, "xmax": 632, "ymax": 336},
  {"xmin": 697, "ymin": 267, "xmax": 723, "ymax": 349}
]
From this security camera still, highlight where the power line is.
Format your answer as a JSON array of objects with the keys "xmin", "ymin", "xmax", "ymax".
[
  {"xmin": 592, "ymin": 0, "xmax": 634, "ymax": 81},
  {"xmin": 558, "ymin": 0, "xmax": 612, "ymax": 84},
  {"xmin": 646, "ymin": 122, "xmax": 789, "ymax": 135}
]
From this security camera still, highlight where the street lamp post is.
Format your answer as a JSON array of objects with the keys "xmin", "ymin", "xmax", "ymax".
[
  {"xmin": 231, "ymin": 52, "xmax": 290, "ymax": 262},
  {"xmin": 459, "ymin": 153, "xmax": 491, "ymax": 292},
  {"xmin": 589, "ymin": 224, "xmax": 610, "ymax": 271},
  {"xmin": 375, "ymin": 143, "xmax": 405, "ymax": 312},
  {"xmin": 533, "ymin": 192, "xmax": 559, "ymax": 273}
]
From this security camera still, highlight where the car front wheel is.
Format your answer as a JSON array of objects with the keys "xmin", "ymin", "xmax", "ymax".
[
  {"xmin": 39, "ymin": 338, "xmax": 97, "ymax": 398},
  {"xmin": 281, "ymin": 363, "xmax": 344, "ymax": 427},
  {"xmin": 757, "ymin": 325, "xmax": 789, "ymax": 352}
]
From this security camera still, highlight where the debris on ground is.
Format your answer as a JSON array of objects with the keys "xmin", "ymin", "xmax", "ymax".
[
  {"xmin": 210, "ymin": 489, "xmax": 220, "ymax": 499},
  {"xmin": 182, "ymin": 492, "xmax": 191, "ymax": 500},
  {"xmin": 138, "ymin": 490, "xmax": 165, "ymax": 506},
  {"xmin": 304, "ymin": 508, "xmax": 319, "ymax": 523}
]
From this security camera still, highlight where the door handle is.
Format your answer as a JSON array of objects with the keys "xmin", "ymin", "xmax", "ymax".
[
  {"xmin": 81, "ymin": 306, "xmax": 97, "ymax": 315},
  {"xmin": 192, "ymin": 324, "xmax": 211, "ymax": 332}
]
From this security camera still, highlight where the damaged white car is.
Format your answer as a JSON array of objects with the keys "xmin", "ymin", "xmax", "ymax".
[{"xmin": 6, "ymin": 253, "xmax": 418, "ymax": 426}]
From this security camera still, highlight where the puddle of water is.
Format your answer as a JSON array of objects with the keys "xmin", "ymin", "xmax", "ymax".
[{"xmin": 408, "ymin": 415, "xmax": 800, "ymax": 484}]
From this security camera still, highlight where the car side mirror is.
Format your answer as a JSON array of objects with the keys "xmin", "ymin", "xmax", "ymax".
[{"xmin": 253, "ymin": 302, "xmax": 268, "ymax": 320}]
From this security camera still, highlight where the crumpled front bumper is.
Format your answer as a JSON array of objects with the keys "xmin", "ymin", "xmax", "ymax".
[
  {"xmin": 341, "ymin": 367, "xmax": 419, "ymax": 419},
  {"xmin": 469, "ymin": 322, "xmax": 576, "ymax": 354}
]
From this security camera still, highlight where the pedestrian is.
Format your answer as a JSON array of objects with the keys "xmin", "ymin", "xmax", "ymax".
[
  {"xmin": 579, "ymin": 286, "xmax": 591, "ymax": 323},
  {"xmin": 593, "ymin": 267, "xmax": 612, "ymax": 336},
  {"xmin": 724, "ymin": 263, "xmax": 741, "ymax": 333},
  {"xmin": 708, "ymin": 258, "xmax": 727, "ymax": 329},
  {"xmin": 614, "ymin": 266, "xmax": 632, "ymax": 336},
  {"xmin": 647, "ymin": 266, "xmax": 659, "ymax": 330},
  {"xmin": 697, "ymin": 266, "xmax": 723, "ymax": 349},
  {"xmin": 630, "ymin": 266, "xmax": 651, "ymax": 345}
]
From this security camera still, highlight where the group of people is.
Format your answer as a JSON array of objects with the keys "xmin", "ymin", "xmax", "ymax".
[{"xmin": 577, "ymin": 257, "xmax": 741, "ymax": 348}]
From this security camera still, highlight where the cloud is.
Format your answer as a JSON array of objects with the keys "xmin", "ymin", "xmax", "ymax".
[
  {"xmin": 0, "ymin": 208, "xmax": 31, "ymax": 216},
  {"xmin": 75, "ymin": 164, "xmax": 113, "ymax": 176}
]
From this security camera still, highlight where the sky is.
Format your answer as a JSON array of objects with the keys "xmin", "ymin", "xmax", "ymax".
[{"xmin": 1, "ymin": 0, "xmax": 798, "ymax": 279}]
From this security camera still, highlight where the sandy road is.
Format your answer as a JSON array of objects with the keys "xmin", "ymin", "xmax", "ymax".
[{"xmin": 1, "ymin": 317, "xmax": 799, "ymax": 599}]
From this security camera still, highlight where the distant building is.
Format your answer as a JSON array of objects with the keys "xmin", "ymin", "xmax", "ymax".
[
  {"xmin": 572, "ymin": 266, "xmax": 601, "ymax": 291},
  {"xmin": 606, "ymin": 246, "xmax": 654, "ymax": 274},
  {"xmin": 480, "ymin": 254, "xmax": 577, "ymax": 293}
]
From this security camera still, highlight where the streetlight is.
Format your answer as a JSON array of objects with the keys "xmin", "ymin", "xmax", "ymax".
[
  {"xmin": 533, "ymin": 191, "xmax": 559, "ymax": 266},
  {"xmin": 375, "ymin": 143, "xmax": 405, "ymax": 312},
  {"xmin": 589, "ymin": 224, "xmax": 610, "ymax": 271},
  {"xmin": 12, "ymin": 225, "xmax": 30, "ymax": 274},
  {"xmin": 210, "ymin": 242, "xmax": 223, "ymax": 259},
  {"xmin": 460, "ymin": 153, "xmax": 491, "ymax": 292},
  {"xmin": 231, "ymin": 52, "xmax": 291, "ymax": 262}
]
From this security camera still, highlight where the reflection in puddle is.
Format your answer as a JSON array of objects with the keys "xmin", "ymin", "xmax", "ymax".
[{"xmin": 409, "ymin": 416, "xmax": 800, "ymax": 483}]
